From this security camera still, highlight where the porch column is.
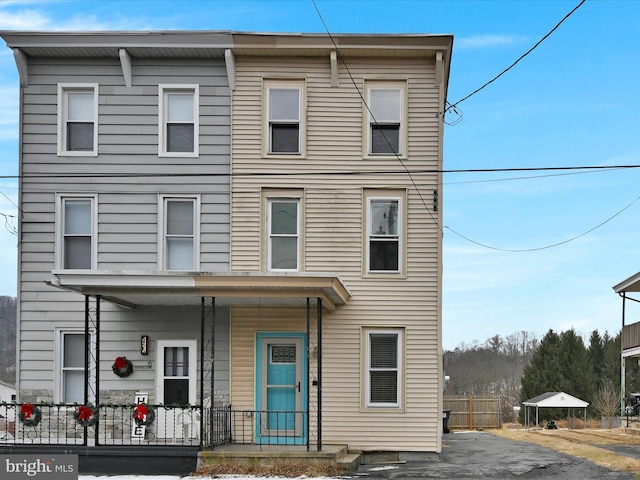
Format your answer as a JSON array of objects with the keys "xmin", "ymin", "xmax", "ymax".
[{"xmin": 621, "ymin": 293, "xmax": 626, "ymax": 416}]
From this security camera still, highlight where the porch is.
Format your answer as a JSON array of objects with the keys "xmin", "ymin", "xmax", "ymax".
[{"xmin": 0, "ymin": 403, "xmax": 361, "ymax": 474}]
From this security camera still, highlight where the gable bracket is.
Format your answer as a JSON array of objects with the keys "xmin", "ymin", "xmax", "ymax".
[
  {"xmin": 13, "ymin": 48, "xmax": 28, "ymax": 88},
  {"xmin": 330, "ymin": 50, "xmax": 339, "ymax": 87},
  {"xmin": 119, "ymin": 48, "xmax": 132, "ymax": 88},
  {"xmin": 435, "ymin": 51, "xmax": 443, "ymax": 87},
  {"xmin": 225, "ymin": 49, "xmax": 236, "ymax": 91}
]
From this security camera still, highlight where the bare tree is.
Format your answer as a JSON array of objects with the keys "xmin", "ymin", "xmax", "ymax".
[{"xmin": 592, "ymin": 381, "xmax": 620, "ymax": 427}]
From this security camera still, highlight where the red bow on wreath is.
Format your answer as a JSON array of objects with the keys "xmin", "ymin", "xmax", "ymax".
[
  {"xmin": 21, "ymin": 403, "xmax": 34, "ymax": 420},
  {"xmin": 78, "ymin": 405, "xmax": 94, "ymax": 422},
  {"xmin": 113, "ymin": 356, "xmax": 128, "ymax": 370},
  {"xmin": 133, "ymin": 404, "xmax": 149, "ymax": 422}
]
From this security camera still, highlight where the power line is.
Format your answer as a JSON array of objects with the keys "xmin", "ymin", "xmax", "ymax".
[
  {"xmin": 445, "ymin": 0, "xmax": 587, "ymax": 114},
  {"xmin": 312, "ymin": 0, "xmax": 628, "ymax": 253},
  {"xmin": 2, "ymin": 164, "xmax": 640, "ymax": 180},
  {"xmin": 445, "ymin": 192, "xmax": 640, "ymax": 252}
]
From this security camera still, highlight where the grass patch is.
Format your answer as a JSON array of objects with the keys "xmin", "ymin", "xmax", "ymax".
[
  {"xmin": 196, "ymin": 457, "xmax": 345, "ymax": 478},
  {"xmin": 492, "ymin": 428, "xmax": 640, "ymax": 475}
]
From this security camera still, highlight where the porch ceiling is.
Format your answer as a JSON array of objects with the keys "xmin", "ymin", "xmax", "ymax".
[{"xmin": 48, "ymin": 270, "xmax": 351, "ymax": 311}]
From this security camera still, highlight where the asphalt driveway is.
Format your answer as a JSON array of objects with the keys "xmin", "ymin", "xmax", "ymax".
[{"xmin": 355, "ymin": 431, "xmax": 637, "ymax": 479}]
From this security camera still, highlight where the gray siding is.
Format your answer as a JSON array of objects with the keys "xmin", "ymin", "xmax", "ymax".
[{"xmin": 18, "ymin": 55, "xmax": 231, "ymax": 400}]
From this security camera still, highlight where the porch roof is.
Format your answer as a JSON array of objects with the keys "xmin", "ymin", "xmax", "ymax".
[
  {"xmin": 48, "ymin": 270, "xmax": 351, "ymax": 311},
  {"xmin": 613, "ymin": 270, "xmax": 640, "ymax": 293}
]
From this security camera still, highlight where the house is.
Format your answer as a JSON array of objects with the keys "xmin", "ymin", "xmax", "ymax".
[
  {"xmin": 613, "ymin": 271, "xmax": 640, "ymax": 412},
  {"xmin": 0, "ymin": 30, "xmax": 453, "ymax": 471}
]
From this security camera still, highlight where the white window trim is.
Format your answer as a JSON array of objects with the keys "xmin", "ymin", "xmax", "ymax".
[
  {"xmin": 158, "ymin": 194, "xmax": 201, "ymax": 271},
  {"xmin": 57, "ymin": 83, "xmax": 99, "ymax": 157},
  {"xmin": 54, "ymin": 328, "xmax": 96, "ymax": 404},
  {"xmin": 55, "ymin": 193, "xmax": 98, "ymax": 271},
  {"xmin": 158, "ymin": 84, "xmax": 200, "ymax": 158},
  {"xmin": 363, "ymin": 80, "xmax": 407, "ymax": 159},
  {"xmin": 263, "ymin": 80, "xmax": 306, "ymax": 158},
  {"xmin": 266, "ymin": 196, "xmax": 301, "ymax": 272},
  {"xmin": 364, "ymin": 192, "xmax": 405, "ymax": 276},
  {"xmin": 363, "ymin": 327, "xmax": 404, "ymax": 410}
]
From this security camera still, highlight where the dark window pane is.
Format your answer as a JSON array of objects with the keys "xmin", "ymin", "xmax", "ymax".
[
  {"xmin": 369, "ymin": 240, "xmax": 398, "ymax": 271},
  {"xmin": 271, "ymin": 124, "xmax": 299, "ymax": 153},
  {"xmin": 271, "ymin": 236, "xmax": 297, "ymax": 269},
  {"xmin": 167, "ymin": 123, "xmax": 194, "ymax": 152},
  {"xmin": 370, "ymin": 334, "xmax": 398, "ymax": 368},
  {"xmin": 164, "ymin": 378, "xmax": 189, "ymax": 405},
  {"xmin": 371, "ymin": 125, "xmax": 399, "ymax": 154},
  {"xmin": 370, "ymin": 371, "xmax": 398, "ymax": 403},
  {"xmin": 64, "ymin": 236, "xmax": 91, "ymax": 269},
  {"xmin": 67, "ymin": 122, "xmax": 94, "ymax": 151},
  {"xmin": 271, "ymin": 202, "xmax": 297, "ymax": 234}
]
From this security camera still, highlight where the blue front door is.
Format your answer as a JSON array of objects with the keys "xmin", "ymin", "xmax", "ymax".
[{"xmin": 256, "ymin": 333, "xmax": 307, "ymax": 444}]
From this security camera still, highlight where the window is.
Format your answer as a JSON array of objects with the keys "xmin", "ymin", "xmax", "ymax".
[
  {"xmin": 159, "ymin": 85, "xmax": 199, "ymax": 156},
  {"xmin": 61, "ymin": 333, "xmax": 85, "ymax": 404},
  {"xmin": 160, "ymin": 196, "xmax": 199, "ymax": 271},
  {"xmin": 267, "ymin": 197, "xmax": 300, "ymax": 271},
  {"xmin": 364, "ymin": 328, "xmax": 404, "ymax": 408},
  {"xmin": 57, "ymin": 84, "xmax": 98, "ymax": 156},
  {"xmin": 365, "ymin": 192, "xmax": 404, "ymax": 274},
  {"xmin": 265, "ymin": 81, "xmax": 304, "ymax": 156},
  {"xmin": 57, "ymin": 195, "xmax": 96, "ymax": 270},
  {"xmin": 365, "ymin": 81, "xmax": 406, "ymax": 156}
]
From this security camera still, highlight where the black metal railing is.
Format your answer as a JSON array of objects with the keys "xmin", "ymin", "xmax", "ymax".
[
  {"xmin": 0, "ymin": 403, "xmax": 307, "ymax": 447},
  {"xmin": 226, "ymin": 409, "xmax": 308, "ymax": 446},
  {"xmin": 0, "ymin": 402, "xmax": 210, "ymax": 447}
]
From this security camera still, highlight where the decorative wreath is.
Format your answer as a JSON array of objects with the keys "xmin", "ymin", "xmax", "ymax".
[
  {"xmin": 19, "ymin": 403, "xmax": 42, "ymax": 427},
  {"xmin": 133, "ymin": 403, "xmax": 155, "ymax": 427},
  {"xmin": 112, "ymin": 356, "xmax": 134, "ymax": 378},
  {"xmin": 74, "ymin": 404, "xmax": 98, "ymax": 427}
]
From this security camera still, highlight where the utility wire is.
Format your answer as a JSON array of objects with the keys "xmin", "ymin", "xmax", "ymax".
[
  {"xmin": 445, "ymin": 192, "xmax": 640, "ymax": 252},
  {"xmin": 312, "ymin": 0, "xmax": 628, "ymax": 253},
  {"xmin": 445, "ymin": 0, "xmax": 587, "ymax": 113}
]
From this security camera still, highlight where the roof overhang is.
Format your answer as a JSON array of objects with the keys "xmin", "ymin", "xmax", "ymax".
[
  {"xmin": 48, "ymin": 270, "xmax": 351, "ymax": 311},
  {"xmin": 613, "ymin": 271, "xmax": 640, "ymax": 293}
]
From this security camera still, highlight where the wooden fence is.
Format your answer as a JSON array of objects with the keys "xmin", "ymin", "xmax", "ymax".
[{"xmin": 444, "ymin": 396, "xmax": 502, "ymax": 430}]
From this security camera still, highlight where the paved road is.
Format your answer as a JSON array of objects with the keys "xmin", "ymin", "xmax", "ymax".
[{"xmin": 355, "ymin": 431, "xmax": 637, "ymax": 479}]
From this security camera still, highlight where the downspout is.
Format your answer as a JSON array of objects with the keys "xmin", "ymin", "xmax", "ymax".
[
  {"xmin": 317, "ymin": 298, "xmax": 322, "ymax": 451},
  {"xmin": 200, "ymin": 297, "xmax": 205, "ymax": 443},
  {"xmin": 306, "ymin": 298, "xmax": 310, "ymax": 451}
]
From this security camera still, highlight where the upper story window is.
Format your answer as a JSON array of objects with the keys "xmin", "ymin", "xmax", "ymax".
[
  {"xmin": 363, "ymin": 328, "xmax": 404, "ymax": 409},
  {"xmin": 264, "ymin": 80, "xmax": 305, "ymax": 156},
  {"xmin": 159, "ymin": 196, "xmax": 200, "ymax": 271},
  {"xmin": 365, "ymin": 190, "xmax": 405, "ymax": 276},
  {"xmin": 159, "ymin": 85, "xmax": 199, "ymax": 157},
  {"xmin": 57, "ymin": 84, "xmax": 98, "ymax": 156},
  {"xmin": 365, "ymin": 81, "xmax": 407, "ymax": 157},
  {"xmin": 56, "ymin": 194, "xmax": 97, "ymax": 270},
  {"xmin": 267, "ymin": 197, "xmax": 301, "ymax": 271}
]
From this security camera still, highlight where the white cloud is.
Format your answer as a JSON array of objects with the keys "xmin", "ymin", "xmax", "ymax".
[
  {"xmin": 0, "ymin": 8, "xmax": 49, "ymax": 29},
  {"xmin": 455, "ymin": 34, "xmax": 521, "ymax": 50}
]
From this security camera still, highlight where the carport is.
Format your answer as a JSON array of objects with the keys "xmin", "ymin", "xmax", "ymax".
[{"xmin": 523, "ymin": 392, "xmax": 589, "ymax": 430}]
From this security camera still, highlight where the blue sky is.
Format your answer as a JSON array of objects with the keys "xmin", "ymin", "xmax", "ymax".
[{"xmin": 0, "ymin": 0, "xmax": 639, "ymax": 350}]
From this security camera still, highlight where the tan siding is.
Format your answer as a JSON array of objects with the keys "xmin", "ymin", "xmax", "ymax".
[{"xmin": 231, "ymin": 54, "xmax": 443, "ymax": 452}]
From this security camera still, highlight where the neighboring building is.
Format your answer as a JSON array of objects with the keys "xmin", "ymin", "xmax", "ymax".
[
  {"xmin": 613, "ymin": 272, "xmax": 640, "ymax": 412},
  {"xmin": 0, "ymin": 379, "xmax": 15, "ymax": 403},
  {"xmin": 0, "ymin": 30, "xmax": 452, "ymax": 460}
]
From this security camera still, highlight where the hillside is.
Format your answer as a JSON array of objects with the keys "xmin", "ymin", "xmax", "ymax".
[{"xmin": 0, "ymin": 296, "xmax": 16, "ymax": 385}]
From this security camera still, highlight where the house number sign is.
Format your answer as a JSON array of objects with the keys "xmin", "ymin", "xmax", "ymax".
[{"xmin": 141, "ymin": 335, "xmax": 149, "ymax": 355}]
